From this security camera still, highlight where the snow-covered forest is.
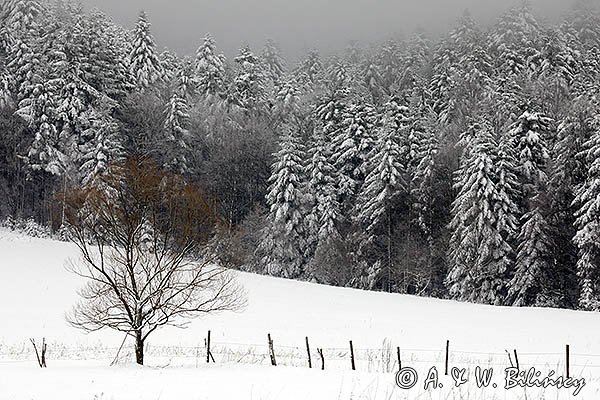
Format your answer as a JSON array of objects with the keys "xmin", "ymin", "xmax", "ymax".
[{"xmin": 1, "ymin": 0, "xmax": 600, "ymax": 311}]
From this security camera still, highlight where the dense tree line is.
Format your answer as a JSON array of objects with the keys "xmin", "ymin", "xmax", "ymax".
[{"xmin": 1, "ymin": 0, "xmax": 600, "ymax": 309}]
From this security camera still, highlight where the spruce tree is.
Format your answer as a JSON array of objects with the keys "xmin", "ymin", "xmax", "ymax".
[
  {"xmin": 129, "ymin": 11, "xmax": 163, "ymax": 90},
  {"xmin": 257, "ymin": 128, "xmax": 308, "ymax": 278},
  {"xmin": 0, "ymin": 66, "xmax": 12, "ymax": 109},
  {"xmin": 162, "ymin": 92, "xmax": 191, "ymax": 175},
  {"xmin": 231, "ymin": 45, "xmax": 266, "ymax": 112},
  {"xmin": 446, "ymin": 119, "xmax": 515, "ymax": 305},
  {"xmin": 295, "ymin": 49, "xmax": 322, "ymax": 88},
  {"xmin": 411, "ymin": 109, "xmax": 439, "ymax": 240},
  {"xmin": 508, "ymin": 111, "xmax": 551, "ymax": 192},
  {"xmin": 490, "ymin": 2, "xmax": 541, "ymax": 77},
  {"xmin": 573, "ymin": 118, "xmax": 600, "ymax": 310},
  {"xmin": 262, "ymin": 38, "xmax": 285, "ymax": 86},
  {"xmin": 362, "ymin": 60, "xmax": 385, "ymax": 104},
  {"xmin": 332, "ymin": 102, "xmax": 377, "ymax": 206},
  {"xmin": 77, "ymin": 109, "xmax": 122, "ymax": 184},
  {"xmin": 305, "ymin": 127, "xmax": 343, "ymax": 283},
  {"xmin": 508, "ymin": 203, "xmax": 554, "ymax": 306},
  {"xmin": 354, "ymin": 105, "xmax": 406, "ymax": 291},
  {"xmin": 272, "ymin": 78, "xmax": 302, "ymax": 124},
  {"xmin": 85, "ymin": 10, "xmax": 134, "ymax": 100},
  {"xmin": 3, "ymin": 0, "xmax": 44, "ymax": 34},
  {"xmin": 195, "ymin": 33, "xmax": 226, "ymax": 101}
]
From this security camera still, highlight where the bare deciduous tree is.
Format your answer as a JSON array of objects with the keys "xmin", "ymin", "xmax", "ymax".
[{"xmin": 59, "ymin": 157, "xmax": 246, "ymax": 365}]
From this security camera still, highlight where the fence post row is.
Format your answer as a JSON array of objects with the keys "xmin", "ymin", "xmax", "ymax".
[{"xmin": 196, "ymin": 331, "xmax": 572, "ymax": 376}]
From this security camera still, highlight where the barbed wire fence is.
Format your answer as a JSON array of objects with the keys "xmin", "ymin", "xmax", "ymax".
[{"xmin": 1, "ymin": 333, "xmax": 599, "ymax": 377}]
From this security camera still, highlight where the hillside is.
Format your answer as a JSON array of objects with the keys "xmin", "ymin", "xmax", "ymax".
[{"xmin": 0, "ymin": 229, "xmax": 599, "ymax": 399}]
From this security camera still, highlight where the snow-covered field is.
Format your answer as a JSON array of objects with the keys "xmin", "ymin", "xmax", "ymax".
[{"xmin": 0, "ymin": 229, "xmax": 599, "ymax": 399}]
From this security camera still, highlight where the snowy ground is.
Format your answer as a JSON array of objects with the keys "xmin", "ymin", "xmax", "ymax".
[{"xmin": 1, "ymin": 229, "xmax": 599, "ymax": 399}]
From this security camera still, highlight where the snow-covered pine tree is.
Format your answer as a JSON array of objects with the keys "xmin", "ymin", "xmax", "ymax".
[
  {"xmin": 159, "ymin": 50, "xmax": 179, "ymax": 84},
  {"xmin": 398, "ymin": 32, "xmax": 430, "ymax": 95},
  {"xmin": 404, "ymin": 33, "xmax": 430, "ymax": 74},
  {"xmin": 528, "ymin": 27, "xmax": 580, "ymax": 115},
  {"xmin": 377, "ymin": 39, "xmax": 401, "ymax": 93},
  {"xmin": 430, "ymin": 10, "xmax": 491, "ymax": 123},
  {"xmin": 129, "ymin": 11, "xmax": 163, "ymax": 90},
  {"xmin": 77, "ymin": 108, "xmax": 122, "ymax": 184},
  {"xmin": 19, "ymin": 80, "xmax": 64, "ymax": 174},
  {"xmin": 294, "ymin": 49, "xmax": 322, "ymax": 88},
  {"xmin": 6, "ymin": 24, "xmax": 43, "ymax": 104},
  {"xmin": 231, "ymin": 45, "xmax": 267, "ymax": 112},
  {"xmin": 195, "ymin": 33, "xmax": 227, "ymax": 101},
  {"xmin": 354, "ymin": 104, "xmax": 406, "ymax": 291},
  {"xmin": 452, "ymin": 13, "xmax": 492, "ymax": 112},
  {"xmin": 543, "ymin": 98, "xmax": 596, "ymax": 307},
  {"xmin": 489, "ymin": 1, "xmax": 541, "ymax": 77},
  {"xmin": 573, "ymin": 117, "xmax": 600, "ymax": 310},
  {"xmin": 508, "ymin": 201, "xmax": 554, "ymax": 306},
  {"xmin": 508, "ymin": 111, "xmax": 551, "ymax": 194},
  {"xmin": 570, "ymin": 0, "xmax": 600, "ymax": 50},
  {"xmin": 494, "ymin": 130, "xmax": 521, "ymax": 240},
  {"xmin": 49, "ymin": 35, "xmax": 114, "ymax": 180},
  {"xmin": 383, "ymin": 96, "xmax": 413, "ymax": 168},
  {"xmin": 411, "ymin": 108, "xmax": 439, "ymax": 240},
  {"xmin": 552, "ymin": 100, "xmax": 595, "ymax": 207},
  {"xmin": 162, "ymin": 91, "xmax": 191, "ymax": 175},
  {"xmin": 362, "ymin": 60, "xmax": 385, "ymax": 104},
  {"xmin": 446, "ymin": 118, "xmax": 516, "ymax": 305},
  {"xmin": 315, "ymin": 86, "xmax": 348, "ymax": 143},
  {"xmin": 262, "ymin": 38, "xmax": 285, "ymax": 87},
  {"xmin": 345, "ymin": 40, "xmax": 362, "ymax": 65},
  {"xmin": 85, "ymin": 10, "xmax": 134, "ymax": 101},
  {"xmin": 305, "ymin": 126, "xmax": 344, "ymax": 284},
  {"xmin": 257, "ymin": 128, "xmax": 308, "ymax": 279},
  {"xmin": 173, "ymin": 56, "xmax": 197, "ymax": 101},
  {"xmin": 272, "ymin": 77, "xmax": 302, "ymax": 125},
  {"xmin": 0, "ymin": 64, "xmax": 12, "ymax": 109},
  {"xmin": 325, "ymin": 59, "xmax": 352, "ymax": 93},
  {"xmin": 6, "ymin": 7, "xmax": 67, "ymax": 175},
  {"xmin": 332, "ymin": 102, "xmax": 377, "ymax": 207},
  {"xmin": 2, "ymin": 0, "xmax": 44, "ymax": 34}
]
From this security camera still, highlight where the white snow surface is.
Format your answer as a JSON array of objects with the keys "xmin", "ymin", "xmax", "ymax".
[{"xmin": 0, "ymin": 229, "xmax": 599, "ymax": 399}]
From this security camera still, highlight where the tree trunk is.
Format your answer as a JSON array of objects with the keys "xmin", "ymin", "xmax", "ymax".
[{"xmin": 135, "ymin": 331, "xmax": 144, "ymax": 365}]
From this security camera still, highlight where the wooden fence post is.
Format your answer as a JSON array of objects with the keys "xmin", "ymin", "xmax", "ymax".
[
  {"xmin": 349, "ymin": 340, "xmax": 356, "ymax": 370},
  {"xmin": 268, "ymin": 333, "xmax": 277, "ymax": 366},
  {"xmin": 445, "ymin": 340, "xmax": 449, "ymax": 375},
  {"xmin": 306, "ymin": 337, "xmax": 312, "ymax": 368},
  {"xmin": 317, "ymin": 348, "xmax": 324, "ymax": 370},
  {"xmin": 566, "ymin": 344, "xmax": 570, "ymax": 378},
  {"xmin": 206, "ymin": 330, "xmax": 211, "ymax": 363},
  {"xmin": 30, "ymin": 338, "xmax": 47, "ymax": 368}
]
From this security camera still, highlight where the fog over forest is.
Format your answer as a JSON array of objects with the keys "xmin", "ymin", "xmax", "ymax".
[{"xmin": 78, "ymin": 0, "xmax": 576, "ymax": 59}]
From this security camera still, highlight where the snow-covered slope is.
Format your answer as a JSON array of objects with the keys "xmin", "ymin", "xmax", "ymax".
[{"xmin": 0, "ymin": 229, "xmax": 599, "ymax": 399}]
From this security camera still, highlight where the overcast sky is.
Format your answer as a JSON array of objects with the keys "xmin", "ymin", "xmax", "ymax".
[{"xmin": 79, "ymin": 0, "xmax": 576, "ymax": 62}]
